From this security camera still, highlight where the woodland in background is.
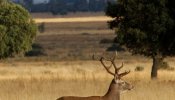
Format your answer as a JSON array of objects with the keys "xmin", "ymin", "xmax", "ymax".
[{"xmin": 17, "ymin": 0, "xmax": 116, "ymax": 15}]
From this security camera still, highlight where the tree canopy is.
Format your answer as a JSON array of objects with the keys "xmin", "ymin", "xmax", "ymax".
[
  {"xmin": 106, "ymin": 0, "xmax": 175, "ymax": 78},
  {"xmin": 0, "ymin": 0, "xmax": 37, "ymax": 59}
]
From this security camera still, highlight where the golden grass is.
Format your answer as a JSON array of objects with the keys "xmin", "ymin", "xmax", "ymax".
[
  {"xmin": 0, "ymin": 59, "xmax": 175, "ymax": 100},
  {"xmin": 34, "ymin": 16, "xmax": 112, "ymax": 23},
  {"xmin": 33, "ymin": 13, "xmax": 113, "ymax": 35},
  {"xmin": 38, "ymin": 22, "xmax": 113, "ymax": 35}
]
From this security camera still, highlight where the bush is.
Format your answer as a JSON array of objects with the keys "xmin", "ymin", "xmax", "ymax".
[
  {"xmin": 38, "ymin": 22, "xmax": 45, "ymax": 33},
  {"xmin": 0, "ymin": 1, "xmax": 37, "ymax": 59},
  {"xmin": 159, "ymin": 61, "xmax": 170, "ymax": 70},
  {"xmin": 157, "ymin": 61, "xmax": 174, "ymax": 71},
  {"xmin": 135, "ymin": 66, "xmax": 144, "ymax": 71},
  {"xmin": 167, "ymin": 67, "xmax": 175, "ymax": 71}
]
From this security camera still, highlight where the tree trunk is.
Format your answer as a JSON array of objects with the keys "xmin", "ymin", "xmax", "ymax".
[{"xmin": 151, "ymin": 56, "xmax": 163, "ymax": 79}]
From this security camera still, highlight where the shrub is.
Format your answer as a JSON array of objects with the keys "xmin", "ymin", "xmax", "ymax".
[
  {"xmin": 159, "ymin": 61, "xmax": 170, "ymax": 70},
  {"xmin": 135, "ymin": 66, "xmax": 144, "ymax": 71},
  {"xmin": 0, "ymin": 1, "xmax": 37, "ymax": 59},
  {"xmin": 157, "ymin": 61, "xmax": 174, "ymax": 71},
  {"xmin": 38, "ymin": 22, "xmax": 45, "ymax": 33},
  {"xmin": 167, "ymin": 67, "xmax": 175, "ymax": 71}
]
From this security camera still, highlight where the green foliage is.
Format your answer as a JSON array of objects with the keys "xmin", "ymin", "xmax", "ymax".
[
  {"xmin": 106, "ymin": 0, "xmax": 175, "ymax": 58},
  {"xmin": 0, "ymin": 1, "xmax": 37, "ymax": 59}
]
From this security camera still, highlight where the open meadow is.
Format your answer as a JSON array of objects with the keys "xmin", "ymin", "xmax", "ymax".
[
  {"xmin": 0, "ymin": 59, "xmax": 175, "ymax": 100},
  {"xmin": 0, "ymin": 12, "xmax": 175, "ymax": 100}
]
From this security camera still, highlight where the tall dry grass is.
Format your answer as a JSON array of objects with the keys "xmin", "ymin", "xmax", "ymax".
[{"xmin": 0, "ymin": 59, "xmax": 175, "ymax": 100}]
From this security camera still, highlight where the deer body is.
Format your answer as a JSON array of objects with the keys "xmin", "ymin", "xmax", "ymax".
[{"xmin": 57, "ymin": 55, "xmax": 133, "ymax": 100}]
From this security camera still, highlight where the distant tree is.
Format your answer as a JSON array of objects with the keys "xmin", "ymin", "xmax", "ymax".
[
  {"xmin": 73, "ymin": 0, "xmax": 89, "ymax": 12},
  {"xmin": 24, "ymin": 0, "xmax": 33, "ymax": 11},
  {"xmin": 49, "ymin": 0, "xmax": 68, "ymax": 15},
  {"xmin": 97, "ymin": 0, "xmax": 107, "ymax": 11},
  {"xmin": 106, "ymin": 0, "xmax": 175, "ymax": 79},
  {"xmin": 89, "ymin": 0, "xmax": 98, "ymax": 11},
  {"xmin": 0, "ymin": 0, "xmax": 37, "ymax": 59},
  {"xmin": 89, "ymin": 0, "xmax": 109, "ymax": 12},
  {"xmin": 65, "ymin": 0, "xmax": 76, "ymax": 12}
]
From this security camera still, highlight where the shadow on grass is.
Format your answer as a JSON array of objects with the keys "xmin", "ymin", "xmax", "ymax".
[{"xmin": 25, "ymin": 43, "xmax": 46, "ymax": 57}]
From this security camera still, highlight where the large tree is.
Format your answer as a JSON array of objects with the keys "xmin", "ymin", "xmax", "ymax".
[
  {"xmin": 106, "ymin": 0, "xmax": 175, "ymax": 79},
  {"xmin": 0, "ymin": 0, "xmax": 37, "ymax": 59}
]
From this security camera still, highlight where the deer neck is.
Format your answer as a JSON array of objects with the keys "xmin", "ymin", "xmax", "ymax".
[
  {"xmin": 102, "ymin": 80, "xmax": 120, "ymax": 100},
  {"xmin": 103, "ymin": 90, "xmax": 120, "ymax": 100}
]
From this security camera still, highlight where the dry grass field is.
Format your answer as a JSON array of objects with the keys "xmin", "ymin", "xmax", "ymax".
[
  {"xmin": 24, "ymin": 14, "xmax": 116, "ymax": 61},
  {"xmin": 33, "ymin": 12, "xmax": 113, "ymax": 35},
  {"xmin": 34, "ymin": 16, "xmax": 112, "ymax": 23},
  {"xmin": 32, "ymin": 34, "xmax": 115, "ymax": 61},
  {"xmin": 0, "ymin": 59, "xmax": 175, "ymax": 100},
  {"xmin": 38, "ymin": 22, "xmax": 113, "ymax": 35},
  {"xmin": 0, "ymin": 12, "xmax": 175, "ymax": 100}
]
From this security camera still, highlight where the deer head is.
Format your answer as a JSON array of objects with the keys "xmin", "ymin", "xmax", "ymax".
[{"xmin": 93, "ymin": 54, "xmax": 133, "ymax": 94}]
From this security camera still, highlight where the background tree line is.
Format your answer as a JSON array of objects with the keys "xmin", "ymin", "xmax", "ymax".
[{"xmin": 17, "ymin": 0, "xmax": 116, "ymax": 15}]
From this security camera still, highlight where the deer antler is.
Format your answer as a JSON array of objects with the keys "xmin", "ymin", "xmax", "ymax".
[
  {"xmin": 93, "ymin": 54, "xmax": 115, "ymax": 75},
  {"xmin": 119, "ymin": 70, "xmax": 130, "ymax": 78},
  {"xmin": 109, "ymin": 52, "xmax": 123, "ymax": 74},
  {"xmin": 93, "ymin": 53, "xmax": 130, "ymax": 78},
  {"xmin": 100, "ymin": 57, "xmax": 115, "ymax": 75}
]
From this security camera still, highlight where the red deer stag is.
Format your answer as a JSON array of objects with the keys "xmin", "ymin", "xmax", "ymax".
[{"xmin": 57, "ymin": 56, "xmax": 133, "ymax": 100}]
